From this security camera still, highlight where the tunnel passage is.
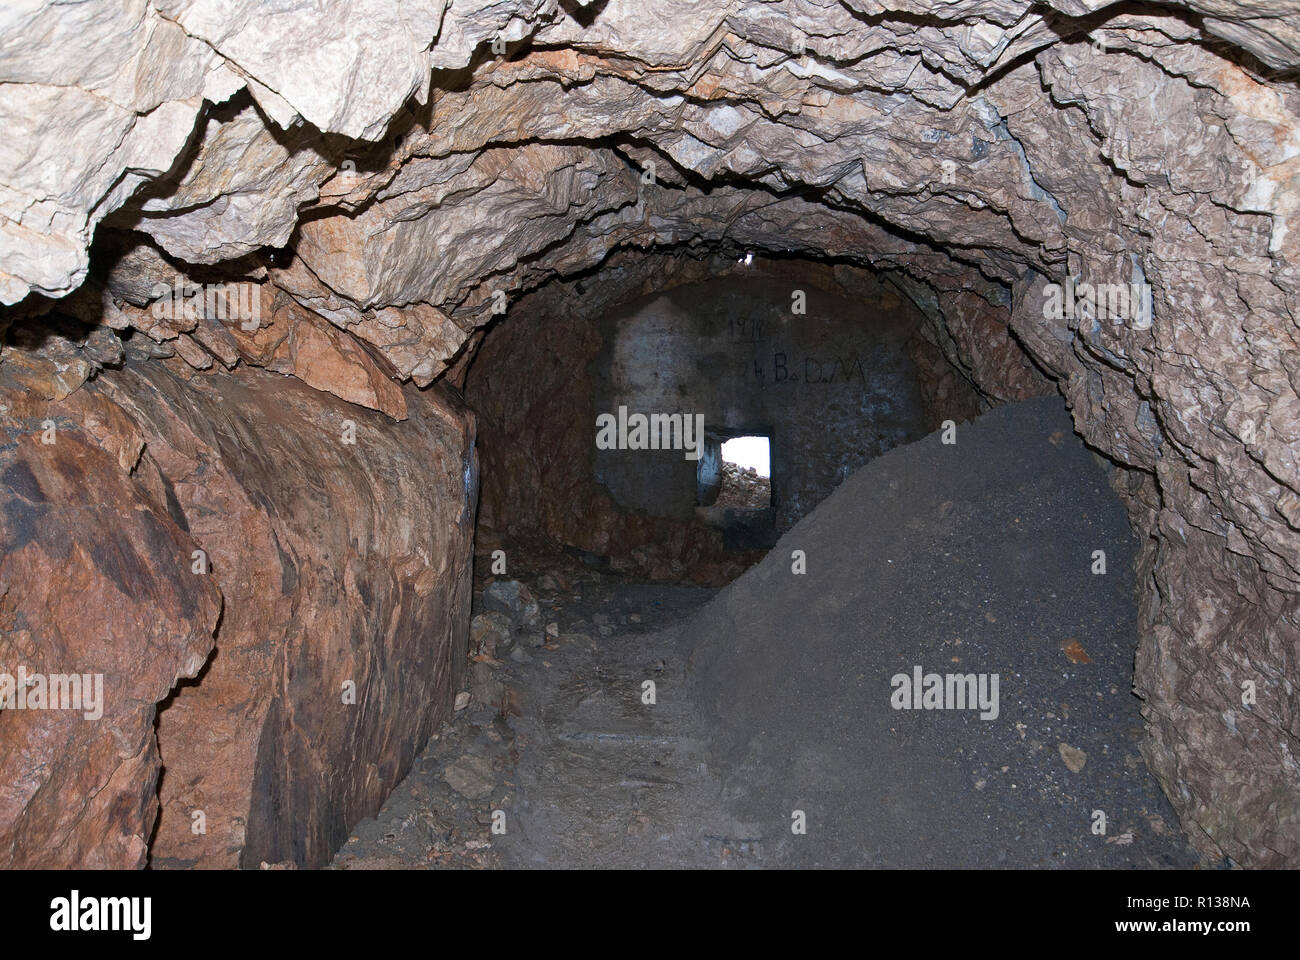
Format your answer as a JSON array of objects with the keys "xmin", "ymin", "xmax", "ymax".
[
  {"xmin": 1, "ymin": 0, "xmax": 1297, "ymax": 872},
  {"xmin": 402, "ymin": 393, "xmax": 1200, "ymax": 869},
  {"xmin": 465, "ymin": 253, "xmax": 981, "ymax": 582}
]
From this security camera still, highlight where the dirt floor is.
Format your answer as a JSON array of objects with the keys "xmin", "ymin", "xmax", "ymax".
[
  {"xmin": 330, "ymin": 397, "xmax": 1207, "ymax": 870},
  {"xmin": 328, "ymin": 557, "xmax": 724, "ymax": 869}
]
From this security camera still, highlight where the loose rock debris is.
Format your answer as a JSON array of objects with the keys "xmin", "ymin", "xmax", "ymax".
[{"xmin": 333, "ymin": 399, "xmax": 1205, "ymax": 870}]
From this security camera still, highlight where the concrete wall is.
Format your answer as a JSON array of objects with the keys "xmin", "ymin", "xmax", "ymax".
[{"xmin": 592, "ymin": 274, "xmax": 934, "ymax": 531}]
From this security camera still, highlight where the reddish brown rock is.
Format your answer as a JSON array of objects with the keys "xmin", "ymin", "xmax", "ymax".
[
  {"xmin": 78, "ymin": 358, "xmax": 474, "ymax": 868},
  {"xmin": 266, "ymin": 299, "xmax": 407, "ymax": 420},
  {"xmin": 0, "ymin": 364, "xmax": 221, "ymax": 869},
  {"xmin": 220, "ymin": 293, "xmax": 408, "ymax": 420},
  {"xmin": 1, "ymin": 318, "xmax": 474, "ymax": 869}
]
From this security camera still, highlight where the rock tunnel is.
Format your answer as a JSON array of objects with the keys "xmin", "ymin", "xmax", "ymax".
[{"xmin": 0, "ymin": 0, "xmax": 1298, "ymax": 873}]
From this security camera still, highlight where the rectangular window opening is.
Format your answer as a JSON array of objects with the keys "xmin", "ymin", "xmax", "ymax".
[{"xmin": 716, "ymin": 434, "xmax": 771, "ymax": 510}]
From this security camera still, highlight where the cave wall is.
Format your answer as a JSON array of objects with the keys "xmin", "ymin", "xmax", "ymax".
[
  {"xmin": 0, "ymin": 357, "xmax": 221, "ymax": 868},
  {"xmin": 0, "ymin": 334, "xmax": 475, "ymax": 869},
  {"xmin": 0, "ymin": 0, "xmax": 1298, "ymax": 866}
]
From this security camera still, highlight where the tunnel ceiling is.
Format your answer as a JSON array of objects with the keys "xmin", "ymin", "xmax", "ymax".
[
  {"xmin": 6, "ymin": 0, "xmax": 1295, "ymax": 431},
  {"xmin": 5, "ymin": 2, "xmax": 1295, "ymax": 315},
  {"xmin": 2, "ymin": 0, "xmax": 1300, "ymax": 867}
]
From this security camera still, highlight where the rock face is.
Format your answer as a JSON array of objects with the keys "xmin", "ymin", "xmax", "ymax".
[
  {"xmin": 0, "ymin": 369, "xmax": 221, "ymax": 868},
  {"xmin": 0, "ymin": 343, "xmax": 475, "ymax": 869},
  {"xmin": 124, "ymin": 362, "xmax": 476, "ymax": 869},
  {"xmin": 1, "ymin": 0, "xmax": 1299, "ymax": 866}
]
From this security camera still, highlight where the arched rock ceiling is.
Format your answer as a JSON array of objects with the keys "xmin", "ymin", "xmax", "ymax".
[{"xmin": 3, "ymin": 0, "xmax": 1296, "ymax": 307}]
